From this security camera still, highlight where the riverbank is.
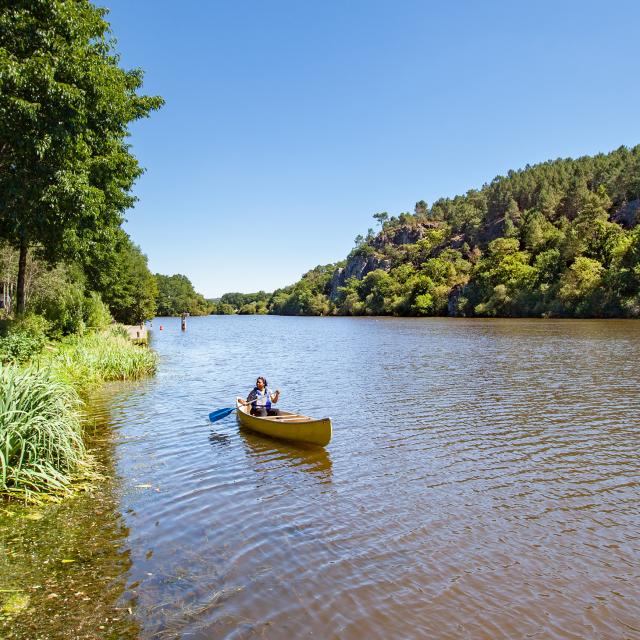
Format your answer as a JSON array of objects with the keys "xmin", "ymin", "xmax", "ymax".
[
  {"xmin": 0, "ymin": 325, "xmax": 158, "ymax": 503},
  {"xmin": 123, "ymin": 324, "xmax": 148, "ymax": 344}
]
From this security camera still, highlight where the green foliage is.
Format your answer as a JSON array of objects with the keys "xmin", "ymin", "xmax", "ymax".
[
  {"xmin": 83, "ymin": 292, "xmax": 113, "ymax": 331},
  {"xmin": 215, "ymin": 291, "xmax": 270, "ymax": 314},
  {"xmin": 520, "ymin": 209, "xmax": 564, "ymax": 253},
  {"xmin": 0, "ymin": 364, "xmax": 86, "ymax": 501},
  {"xmin": 0, "ymin": 315, "xmax": 49, "ymax": 364},
  {"xmin": 37, "ymin": 327, "xmax": 158, "ymax": 395},
  {"xmin": 336, "ymin": 278, "xmax": 364, "ymax": 315},
  {"xmin": 155, "ymin": 273, "xmax": 212, "ymax": 316},
  {"xmin": 347, "ymin": 243, "xmax": 376, "ymax": 260},
  {"xmin": 0, "ymin": 1, "xmax": 163, "ymax": 311},
  {"xmin": 214, "ymin": 145, "xmax": 640, "ymax": 318},
  {"xmin": 557, "ymin": 257, "xmax": 605, "ymax": 316},
  {"xmin": 213, "ymin": 302, "xmax": 236, "ymax": 315},
  {"xmin": 359, "ymin": 269, "xmax": 396, "ymax": 315},
  {"xmin": 373, "ymin": 211, "xmax": 389, "ymax": 228},
  {"xmin": 28, "ymin": 264, "xmax": 86, "ymax": 337},
  {"xmin": 0, "ymin": 324, "xmax": 157, "ymax": 501},
  {"xmin": 96, "ymin": 235, "xmax": 157, "ymax": 325},
  {"xmin": 270, "ymin": 264, "xmax": 335, "ymax": 315},
  {"xmin": 238, "ymin": 301, "xmax": 269, "ymax": 315}
]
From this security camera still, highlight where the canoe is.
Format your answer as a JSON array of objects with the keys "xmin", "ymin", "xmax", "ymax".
[{"xmin": 235, "ymin": 397, "xmax": 332, "ymax": 446}]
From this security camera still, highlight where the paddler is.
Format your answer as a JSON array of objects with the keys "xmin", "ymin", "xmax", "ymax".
[{"xmin": 245, "ymin": 376, "xmax": 280, "ymax": 417}]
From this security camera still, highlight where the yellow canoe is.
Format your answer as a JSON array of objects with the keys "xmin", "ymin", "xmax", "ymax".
[{"xmin": 235, "ymin": 397, "xmax": 332, "ymax": 447}]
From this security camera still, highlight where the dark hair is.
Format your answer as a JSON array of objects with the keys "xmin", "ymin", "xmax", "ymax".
[{"xmin": 256, "ymin": 376, "xmax": 267, "ymax": 387}]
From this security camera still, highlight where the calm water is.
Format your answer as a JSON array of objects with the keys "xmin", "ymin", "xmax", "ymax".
[{"xmin": 2, "ymin": 316, "xmax": 640, "ymax": 639}]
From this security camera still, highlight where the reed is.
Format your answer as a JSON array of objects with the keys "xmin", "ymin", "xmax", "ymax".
[
  {"xmin": 1, "ymin": 325, "xmax": 157, "ymax": 501},
  {"xmin": 42, "ymin": 328, "xmax": 158, "ymax": 393},
  {"xmin": 0, "ymin": 364, "xmax": 86, "ymax": 501}
]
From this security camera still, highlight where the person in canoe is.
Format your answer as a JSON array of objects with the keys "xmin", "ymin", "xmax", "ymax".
[{"xmin": 245, "ymin": 376, "xmax": 281, "ymax": 417}]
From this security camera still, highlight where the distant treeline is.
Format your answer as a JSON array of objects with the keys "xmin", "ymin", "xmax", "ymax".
[
  {"xmin": 214, "ymin": 145, "xmax": 640, "ymax": 318},
  {"xmin": 155, "ymin": 274, "xmax": 213, "ymax": 316},
  {"xmin": 210, "ymin": 291, "xmax": 271, "ymax": 315}
]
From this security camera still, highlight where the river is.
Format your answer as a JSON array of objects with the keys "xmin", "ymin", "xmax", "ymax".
[{"xmin": 2, "ymin": 316, "xmax": 639, "ymax": 639}]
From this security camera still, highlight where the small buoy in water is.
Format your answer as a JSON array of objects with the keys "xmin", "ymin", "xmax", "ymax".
[{"xmin": 159, "ymin": 325, "xmax": 163, "ymax": 330}]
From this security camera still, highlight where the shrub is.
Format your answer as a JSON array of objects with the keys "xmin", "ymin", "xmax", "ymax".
[
  {"xmin": 0, "ymin": 315, "xmax": 49, "ymax": 364},
  {"xmin": 83, "ymin": 291, "xmax": 113, "ymax": 331},
  {"xmin": 107, "ymin": 323, "xmax": 130, "ymax": 340},
  {"xmin": 31, "ymin": 277, "xmax": 86, "ymax": 337}
]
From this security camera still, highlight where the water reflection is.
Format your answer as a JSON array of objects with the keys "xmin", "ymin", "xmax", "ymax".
[
  {"xmin": 207, "ymin": 429, "xmax": 232, "ymax": 447},
  {"xmin": 238, "ymin": 427, "xmax": 333, "ymax": 483},
  {"xmin": 0, "ymin": 389, "xmax": 139, "ymax": 640}
]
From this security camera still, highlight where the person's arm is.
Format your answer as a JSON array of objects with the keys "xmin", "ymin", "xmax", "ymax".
[{"xmin": 270, "ymin": 389, "xmax": 280, "ymax": 403}]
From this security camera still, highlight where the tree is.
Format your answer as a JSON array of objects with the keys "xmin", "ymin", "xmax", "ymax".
[
  {"xmin": 105, "ymin": 238, "xmax": 157, "ymax": 324},
  {"xmin": 0, "ymin": 1, "xmax": 163, "ymax": 312},
  {"xmin": 155, "ymin": 273, "xmax": 212, "ymax": 316},
  {"xmin": 414, "ymin": 200, "xmax": 429, "ymax": 217},
  {"xmin": 557, "ymin": 257, "xmax": 604, "ymax": 316},
  {"xmin": 372, "ymin": 212, "xmax": 389, "ymax": 228}
]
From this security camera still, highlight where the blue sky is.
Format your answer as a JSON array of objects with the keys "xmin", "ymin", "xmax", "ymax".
[{"xmin": 102, "ymin": 0, "xmax": 640, "ymax": 298}]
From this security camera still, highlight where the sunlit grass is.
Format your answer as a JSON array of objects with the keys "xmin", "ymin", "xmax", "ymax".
[
  {"xmin": 40, "ymin": 326, "xmax": 158, "ymax": 393},
  {"xmin": 1, "ymin": 325, "xmax": 158, "ymax": 501},
  {"xmin": 0, "ymin": 364, "xmax": 87, "ymax": 502}
]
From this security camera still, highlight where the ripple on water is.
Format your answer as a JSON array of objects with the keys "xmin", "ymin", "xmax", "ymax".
[{"xmin": 4, "ymin": 316, "xmax": 639, "ymax": 640}]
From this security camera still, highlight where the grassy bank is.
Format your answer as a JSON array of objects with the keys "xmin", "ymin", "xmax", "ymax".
[
  {"xmin": 0, "ymin": 326, "xmax": 158, "ymax": 502},
  {"xmin": 41, "ymin": 326, "xmax": 157, "ymax": 393}
]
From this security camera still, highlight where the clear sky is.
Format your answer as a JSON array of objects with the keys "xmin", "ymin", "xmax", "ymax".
[{"xmin": 102, "ymin": 0, "xmax": 640, "ymax": 298}]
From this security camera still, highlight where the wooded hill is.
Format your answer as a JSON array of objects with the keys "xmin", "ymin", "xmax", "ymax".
[{"xmin": 217, "ymin": 145, "xmax": 640, "ymax": 318}]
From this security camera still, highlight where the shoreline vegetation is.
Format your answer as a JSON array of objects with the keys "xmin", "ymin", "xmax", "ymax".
[
  {"xmin": 211, "ymin": 145, "xmax": 640, "ymax": 319},
  {"xmin": 0, "ymin": 324, "xmax": 157, "ymax": 503},
  {"xmin": 0, "ymin": 3, "xmax": 166, "ymax": 504}
]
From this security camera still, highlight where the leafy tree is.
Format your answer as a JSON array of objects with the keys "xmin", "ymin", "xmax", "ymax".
[
  {"xmin": 214, "ymin": 302, "xmax": 235, "ymax": 315},
  {"xmin": 155, "ymin": 273, "xmax": 212, "ymax": 316},
  {"xmin": 336, "ymin": 278, "xmax": 364, "ymax": 315},
  {"xmin": 215, "ymin": 145, "xmax": 640, "ymax": 318},
  {"xmin": 28, "ymin": 262, "xmax": 86, "ymax": 335},
  {"xmin": 100, "ymin": 237, "xmax": 157, "ymax": 324},
  {"xmin": 0, "ymin": 1, "xmax": 163, "ymax": 312},
  {"xmin": 520, "ymin": 209, "xmax": 564, "ymax": 254},
  {"xmin": 359, "ymin": 269, "xmax": 396, "ymax": 315},
  {"xmin": 218, "ymin": 290, "xmax": 270, "ymax": 313},
  {"xmin": 414, "ymin": 200, "xmax": 429, "ymax": 217},
  {"xmin": 373, "ymin": 212, "xmax": 389, "ymax": 228},
  {"xmin": 557, "ymin": 257, "xmax": 605, "ymax": 316}
]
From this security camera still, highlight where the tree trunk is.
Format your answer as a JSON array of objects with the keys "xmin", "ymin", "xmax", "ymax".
[{"xmin": 16, "ymin": 239, "xmax": 27, "ymax": 315}]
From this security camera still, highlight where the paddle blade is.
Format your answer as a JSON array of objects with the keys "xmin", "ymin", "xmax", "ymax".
[{"xmin": 208, "ymin": 407, "xmax": 236, "ymax": 423}]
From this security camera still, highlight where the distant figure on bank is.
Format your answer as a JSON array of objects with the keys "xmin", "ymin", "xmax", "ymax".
[{"xmin": 246, "ymin": 376, "xmax": 280, "ymax": 417}]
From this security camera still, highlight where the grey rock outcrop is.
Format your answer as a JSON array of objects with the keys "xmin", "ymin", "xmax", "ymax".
[
  {"xmin": 328, "ymin": 221, "xmax": 444, "ymax": 301},
  {"xmin": 371, "ymin": 220, "xmax": 440, "ymax": 250},
  {"xmin": 328, "ymin": 253, "xmax": 391, "ymax": 301}
]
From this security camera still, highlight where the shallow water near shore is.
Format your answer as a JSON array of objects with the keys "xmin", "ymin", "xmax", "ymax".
[{"xmin": 2, "ymin": 316, "xmax": 640, "ymax": 639}]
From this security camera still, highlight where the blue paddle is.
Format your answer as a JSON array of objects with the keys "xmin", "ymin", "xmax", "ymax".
[
  {"xmin": 208, "ymin": 407, "xmax": 236, "ymax": 423},
  {"xmin": 209, "ymin": 389, "xmax": 280, "ymax": 423}
]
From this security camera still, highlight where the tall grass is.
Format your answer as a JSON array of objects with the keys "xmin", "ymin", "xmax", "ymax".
[
  {"xmin": 41, "ymin": 327, "xmax": 158, "ymax": 393},
  {"xmin": 1, "ymin": 325, "xmax": 158, "ymax": 501},
  {"xmin": 0, "ymin": 365, "xmax": 86, "ymax": 501}
]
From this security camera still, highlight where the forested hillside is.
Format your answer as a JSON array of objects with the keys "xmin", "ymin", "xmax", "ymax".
[{"xmin": 218, "ymin": 145, "xmax": 640, "ymax": 318}]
